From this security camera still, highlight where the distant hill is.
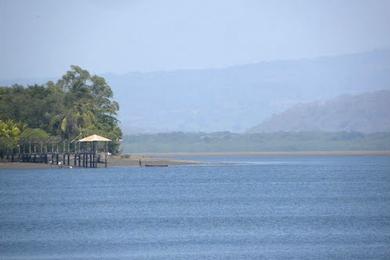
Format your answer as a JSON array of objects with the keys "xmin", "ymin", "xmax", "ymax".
[
  {"xmin": 105, "ymin": 49, "xmax": 390, "ymax": 133},
  {"xmin": 2, "ymin": 50, "xmax": 390, "ymax": 133},
  {"xmin": 249, "ymin": 90, "xmax": 390, "ymax": 133}
]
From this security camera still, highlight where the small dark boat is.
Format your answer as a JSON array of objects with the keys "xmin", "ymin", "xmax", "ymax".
[{"xmin": 144, "ymin": 164, "xmax": 168, "ymax": 167}]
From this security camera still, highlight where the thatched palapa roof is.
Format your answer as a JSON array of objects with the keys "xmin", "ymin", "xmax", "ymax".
[{"xmin": 78, "ymin": 134, "xmax": 111, "ymax": 142}]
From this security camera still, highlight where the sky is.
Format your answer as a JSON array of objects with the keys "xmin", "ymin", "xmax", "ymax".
[{"xmin": 1, "ymin": 0, "xmax": 390, "ymax": 79}]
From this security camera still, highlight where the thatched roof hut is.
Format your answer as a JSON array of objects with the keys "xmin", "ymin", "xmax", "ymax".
[{"xmin": 78, "ymin": 134, "xmax": 111, "ymax": 142}]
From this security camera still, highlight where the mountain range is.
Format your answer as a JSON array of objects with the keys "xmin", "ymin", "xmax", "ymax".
[
  {"xmin": 1, "ymin": 49, "xmax": 390, "ymax": 133},
  {"xmin": 249, "ymin": 90, "xmax": 390, "ymax": 133},
  {"xmin": 105, "ymin": 49, "xmax": 390, "ymax": 133}
]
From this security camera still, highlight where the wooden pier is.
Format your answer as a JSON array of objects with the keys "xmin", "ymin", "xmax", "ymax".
[
  {"xmin": 0, "ymin": 134, "xmax": 111, "ymax": 168},
  {"xmin": 9, "ymin": 152, "xmax": 108, "ymax": 168}
]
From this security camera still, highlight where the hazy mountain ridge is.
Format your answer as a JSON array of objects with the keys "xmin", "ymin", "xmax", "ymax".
[
  {"xmin": 1, "ymin": 50, "xmax": 390, "ymax": 133},
  {"xmin": 249, "ymin": 90, "xmax": 390, "ymax": 133},
  {"xmin": 106, "ymin": 49, "xmax": 390, "ymax": 133}
]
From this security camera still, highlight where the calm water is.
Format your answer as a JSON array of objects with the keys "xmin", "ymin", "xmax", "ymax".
[{"xmin": 1, "ymin": 156, "xmax": 390, "ymax": 259}]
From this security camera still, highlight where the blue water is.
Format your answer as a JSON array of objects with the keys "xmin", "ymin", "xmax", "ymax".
[{"xmin": 1, "ymin": 156, "xmax": 390, "ymax": 259}]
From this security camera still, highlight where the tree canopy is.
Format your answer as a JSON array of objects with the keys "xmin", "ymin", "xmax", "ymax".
[{"xmin": 0, "ymin": 66, "xmax": 122, "ymax": 154}]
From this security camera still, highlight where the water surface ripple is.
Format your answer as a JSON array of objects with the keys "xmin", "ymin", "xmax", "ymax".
[{"xmin": 1, "ymin": 156, "xmax": 390, "ymax": 259}]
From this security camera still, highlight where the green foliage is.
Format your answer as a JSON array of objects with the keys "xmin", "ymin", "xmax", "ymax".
[
  {"xmin": 20, "ymin": 128, "xmax": 50, "ymax": 143},
  {"xmin": 0, "ymin": 66, "xmax": 122, "ymax": 153},
  {"xmin": 0, "ymin": 120, "xmax": 23, "ymax": 150},
  {"xmin": 122, "ymin": 132, "xmax": 390, "ymax": 153}
]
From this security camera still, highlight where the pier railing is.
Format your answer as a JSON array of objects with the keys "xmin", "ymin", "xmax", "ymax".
[{"xmin": 0, "ymin": 140, "xmax": 109, "ymax": 168}]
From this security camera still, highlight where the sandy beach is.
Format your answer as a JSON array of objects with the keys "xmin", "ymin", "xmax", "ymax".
[{"xmin": 108, "ymin": 155, "xmax": 198, "ymax": 167}]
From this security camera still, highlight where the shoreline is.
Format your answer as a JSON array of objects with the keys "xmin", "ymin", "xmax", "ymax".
[
  {"xmin": 1, "ymin": 150, "xmax": 389, "ymax": 170},
  {"xmin": 134, "ymin": 150, "xmax": 390, "ymax": 157},
  {"xmin": 0, "ymin": 155, "xmax": 198, "ymax": 170},
  {"xmin": 108, "ymin": 155, "xmax": 198, "ymax": 167}
]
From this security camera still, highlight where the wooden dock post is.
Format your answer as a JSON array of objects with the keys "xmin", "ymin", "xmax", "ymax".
[{"xmin": 9, "ymin": 135, "xmax": 111, "ymax": 169}]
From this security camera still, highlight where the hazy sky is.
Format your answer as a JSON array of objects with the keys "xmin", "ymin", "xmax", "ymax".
[{"xmin": 1, "ymin": 0, "xmax": 390, "ymax": 78}]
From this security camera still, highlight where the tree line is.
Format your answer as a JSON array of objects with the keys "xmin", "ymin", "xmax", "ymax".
[
  {"xmin": 122, "ymin": 131, "xmax": 390, "ymax": 153},
  {"xmin": 0, "ymin": 66, "xmax": 122, "ymax": 156}
]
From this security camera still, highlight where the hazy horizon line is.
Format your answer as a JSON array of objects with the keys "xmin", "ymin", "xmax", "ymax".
[{"xmin": 1, "ymin": 47, "xmax": 389, "ymax": 83}]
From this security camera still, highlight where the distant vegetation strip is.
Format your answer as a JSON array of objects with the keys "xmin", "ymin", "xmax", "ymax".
[{"xmin": 122, "ymin": 132, "xmax": 390, "ymax": 153}]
